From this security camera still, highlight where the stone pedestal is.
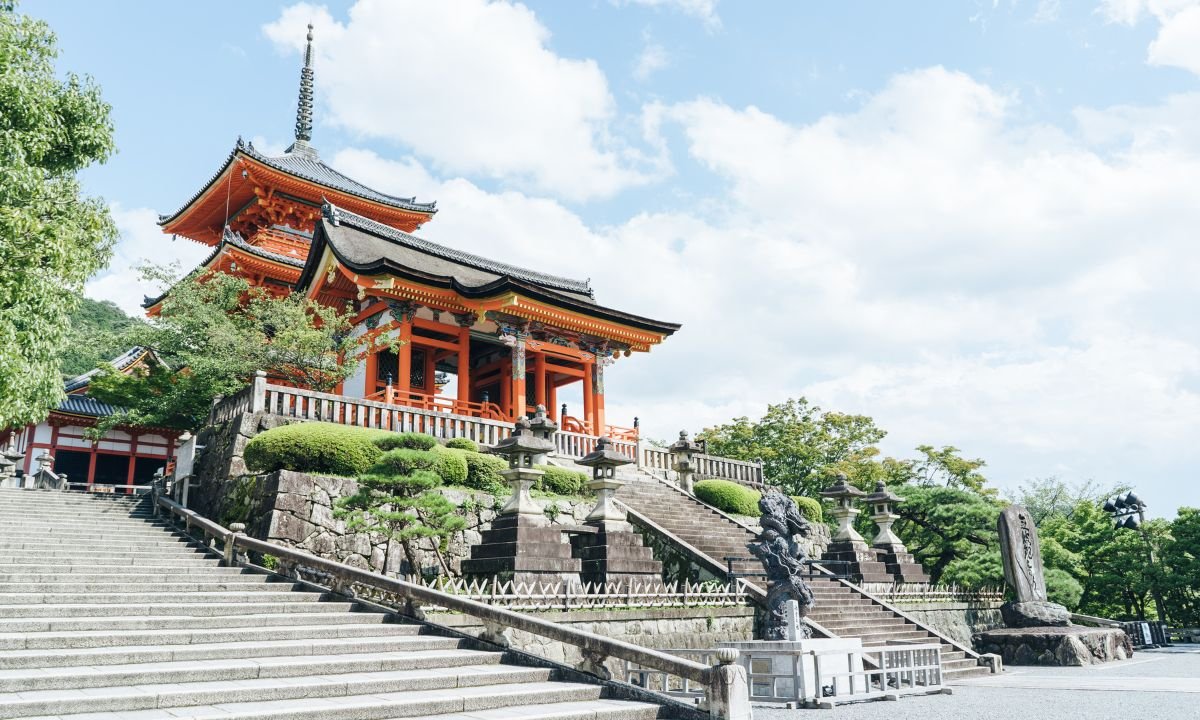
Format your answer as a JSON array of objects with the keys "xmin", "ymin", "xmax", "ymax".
[
  {"xmin": 461, "ymin": 511, "xmax": 581, "ymax": 586},
  {"xmin": 974, "ymin": 626, "xmax": 1132, "ymax": 666},
  {"xmin": 570, "ymin": 526, "xmax": 663, "ymax": 588},
  {"xmin": 719, "ymin": 639, "xmax": 864, "ymax": 702},
  {"xmin": 821, "ymin": 540, "xmax": 894, "ymax": 583},
  {"xmin": 872, "ymin": 545, "xmax": 930, "ymax": 583},
  {"xmin": 1001, "ymin": 600, "xmax": 1071, "ymax": 628}
]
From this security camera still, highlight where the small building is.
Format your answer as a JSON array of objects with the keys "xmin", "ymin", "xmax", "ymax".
[
  {"xmin": 0, "ymin": 348, "xmax": 181, "ymax": 490},
  {"xmin": 149, "ymin": 26, "xmax": 679, "ymax": 437}
]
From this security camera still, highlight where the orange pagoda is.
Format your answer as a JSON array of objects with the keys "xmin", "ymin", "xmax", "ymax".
[{"xmin": 150, "ymin": 26, "xmax": 679, "ymax": 439}]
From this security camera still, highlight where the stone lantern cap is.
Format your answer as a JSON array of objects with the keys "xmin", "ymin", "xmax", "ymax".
[
  {"xmin": 819, "ymin": 474, "xmax": 866, "ymax": 500},
  {"xmin": 527, "ymin": 404, "xmax": 558, "ymax": 436},
  {"xmin": 668, "ymin": 430, "xmax": 702, "ymax": 454},
  {"xmin": 863, "ymin": 480, "xmax": 903, "ymax": 505},
  {"xmin": 577, "ymin": 437, "xmax": 634, "ymax": 469},
  {"xmin": 490, "ymin": 417, "xmax": 555, "ymax": 458}
]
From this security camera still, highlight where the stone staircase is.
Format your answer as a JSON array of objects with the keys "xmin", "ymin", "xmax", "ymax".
[
  {"xmin": 0, "ymin": 488, "xmax": 679, "ymax": 720},
  {"xmin": 611, "ymin": 473, "xmax": 990, "ymax": 680}
]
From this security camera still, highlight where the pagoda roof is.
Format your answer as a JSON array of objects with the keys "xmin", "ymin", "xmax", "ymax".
[
  {"xmin": 158, "ymin": 138, "xmax": 436, "ymax": 232},
  {"xmin": 64, "ymin": 347, "xmax": 153, "ymax": 394},
  {"xmin": 142, "ymin": 229, "xmax": 306, "ymax": 310},
  {"xmin": 299, "ymin": 204, "xmax": 681, "ymax": 338}
]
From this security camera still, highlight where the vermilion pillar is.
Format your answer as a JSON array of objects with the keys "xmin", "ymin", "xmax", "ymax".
[
  {"xmin": 593, "ymin": 362, "xmax": 606, "ymax": 436},
  {"xmin": 511, "ymin": 337, "xmax": 527, "ymax": 419},
  {"xmin": 455, "ymin": 312, "xmax": 474, "ymax": 408},
  {"xmin": 388, "ymin": 299, "xmax": 420, "ymax": 400},
  {"xmin": 582, "ymin": 360, "xmax": 594, "ymax": 434},
  {"xmin": 534, "ymin": 352, "xmax": 547, "ymax": 410}
]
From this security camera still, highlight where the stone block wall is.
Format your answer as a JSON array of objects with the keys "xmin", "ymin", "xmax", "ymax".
[
  {"xmin": 430, "ymin": 606, "xmax": 756, "ymax": 679},
  {"xmin": 889, "ymin": 601, "xmax": 1005, "ymax": 648}
]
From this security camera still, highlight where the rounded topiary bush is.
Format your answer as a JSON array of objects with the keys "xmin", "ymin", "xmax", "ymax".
[
  {"xmin": 536, "ymin": 465, "xmax": 590, "ymax": 496},
  {"xmin": 462, "ymin": 452, "xmax": 508, "ymax": 493},
  {"xmin": 791, "ymin": 495, "xmax": 824, "ymax": 522},
  {"xmin": 430, "ymin": 446, "xmax": 469, "ymax": 486},
  {"xmin": 445, "ymin": 437, "xmax": 479, "ymax": 452},
  {"xmin": 371, "ymin": 448, "xmax": 437, "ymax": 477},
  {"xmin": 243, "ymin": 422, "xmax": 387, "ymax": 477},
  {"xmin": 695, "ymin": 479, "xmax": 762, "ymax": 516},
  {"xmin": 374, "ymin": 432, "xmax": 438, "ymax": 451}
]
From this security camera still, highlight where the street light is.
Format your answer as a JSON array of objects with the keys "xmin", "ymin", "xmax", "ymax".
[{"xmin": 1103, "ymin": 490, "xmax": 1168, "ymax": 628}]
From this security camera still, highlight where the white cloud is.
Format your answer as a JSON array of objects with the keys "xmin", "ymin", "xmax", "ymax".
[
  {"xmin": 1099, "ymin": 0, "xmax": 1200, "ymax": 76},
  {"xmin": 264, "ymin": 1, "xmax": 663, "ymax": 201},
  {"xmin": 1033, "ymin": 0, "xmax": 1061, "ymax": 22},
  {"xmin": 85, "ymin": 205, "xmax": 211, "ymax": 316},
  {"xmin": 633, "ymin": 42, "xmax": 670, "ymax": 81},
  {"xmin": 614, "ymin": 0, "xmax": 721, "ymax": 30}
]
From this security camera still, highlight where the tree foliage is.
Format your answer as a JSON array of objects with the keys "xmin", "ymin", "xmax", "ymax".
[
  {"xmin": 87, "ymin": 266, "xmax": 358, "ymax": 432},
  {"xmin": 60, "ymin": 297, "xmax": 143, "ymax": 377},
  {"xmin": 699, "ymin": 398, "xmax": 886, "ymax": 496},
  {"xmin": 0, "ymin": 2, "xmax": 117, "ymax": 427}
]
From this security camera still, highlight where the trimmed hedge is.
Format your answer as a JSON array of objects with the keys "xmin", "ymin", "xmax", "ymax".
[
  {"xmin": 791, "ymin": 496, "xmax": 824, "ymax": 523},
  {"xmin": 694, "ymin": 479, "xmax": 762, "ymax": 516},
  {"xmin": 371, "ymin": 446, "xmax": 468, "ymax": 487},
  {"xmin": 430, "ymin": 446, "xmax": 469, "ymax": 486},
  {"xmin": 243, "ymin": 423, "xmax": 387, "ymax": 477},
  {"xmin": 462, "ymin": 452, "xmax": 508, "ymax": 493},
  {"xmin": 536, "ymin": 465, "xmax": 590, "ymax": 496},
  {"xmin": 445, "ymin": 438, "xmax": 479, "ymax": 452},
  {"xmin": 374, "ymin": 432, "xmax": 437, "ymax": 451}
]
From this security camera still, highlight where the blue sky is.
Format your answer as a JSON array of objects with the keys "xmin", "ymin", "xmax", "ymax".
[{"xmin": 26, "ymin": 0, "xmax": 1200, "ymax": 514}]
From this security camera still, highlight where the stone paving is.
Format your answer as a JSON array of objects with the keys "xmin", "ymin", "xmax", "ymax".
[{"xmin": 755, "ymin": 644, "xmax": 1200, "ymax": 719}]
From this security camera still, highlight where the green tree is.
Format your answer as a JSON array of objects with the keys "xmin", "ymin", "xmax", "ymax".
[
  {"xmin": 88, "ymin": 265, "xmax": 358, "ymax": 432},
  {"xmin": 60, "ymin": 297, "xmax": 143, "ymax": 377},
  {"xmin": 1161, "ymin": 508, "xmax": 1200, "ymax": 626},
  {"xmin": 699, "ymin": 398, "xmax": 887, "ymax": 496},
  {"xmin": 335, "ymin": 468, "xmax": 465, "ymax": 578},
  {"xmin": 0, "ymin": 1, "xmax": 117, "ymax": 427},
  {"xmin": 892, "ymin": 484, "xmax": 1004, "ymax": 586},
  {"xmin": 908, "ymin": 445, "xmax": 991, "ymax": 494}
]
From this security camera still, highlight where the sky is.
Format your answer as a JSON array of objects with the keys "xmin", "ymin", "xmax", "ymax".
[{"xmin": 25, "ymin": 0, "xmax": 1200, "ymax": 515}]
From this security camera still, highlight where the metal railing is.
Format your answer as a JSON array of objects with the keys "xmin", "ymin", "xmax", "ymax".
[
  {"xmin": 151, "ymin": 493, "xmax": 750, "ymax": 720},
  {"xmin": 624, "ymin": 643, "xmax": 944, "ymax": 707}
]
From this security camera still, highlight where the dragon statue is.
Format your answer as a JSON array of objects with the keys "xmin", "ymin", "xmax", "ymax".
[{"xmin": 747, "ymin": 491, "xmax": 816, "ymax": 640}]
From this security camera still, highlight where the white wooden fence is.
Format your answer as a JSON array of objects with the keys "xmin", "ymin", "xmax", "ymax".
[{"xmin": 859, "ymin": 582, "xmax": 1005, "ymax": 604}]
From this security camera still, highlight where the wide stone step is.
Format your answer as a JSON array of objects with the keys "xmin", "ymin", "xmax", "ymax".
[
  {"xmin": 0, "ymin": 589, "xmax": 326, "ymax": 605},
  {"xmin": 0, "ymin": 600, "xmax": 355, "ymax": 619},
  {"xmin": 14, "ymin": 689, "xmax": 656, "ymax": 720},
  {"xmin": 0, "ymin": 580, "xmax": 298, "ymax": 593},
  {"xmin": 0, "ymin": 547, "xmax": 210, "ymax": 560},
  {"xmin": 0, "ymin": 556, "xmax": 220, "ymax": 567},
  {"xmin": 0, "ymin": 664, "xmax": 555, "ymax": 718},
  {"xmin": 0, "ymin": 610, "xmax": 392, "ymax": 633},
  {"xmin": 0, "ymin": 622, "xmax": 423, "ymax": 651},
  {"xmin": 0, "ymin": 648, "xmax": 502, "ymax": 692},
  {"xmin": 0, "ymin": 566, "xmax": 254, "ymax": 581},
  {"xmin": 0, "ymin": 634, "xmax": 464, "ymax": 670}
]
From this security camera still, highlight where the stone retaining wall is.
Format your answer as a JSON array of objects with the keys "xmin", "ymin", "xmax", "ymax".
[
  {"xmin": 430, "ymin": 606, "xmax": 756, "ymax": 679},
  {"xmin": 888, "ymin": 601, "xmax": 1005, "ymax": 648}
]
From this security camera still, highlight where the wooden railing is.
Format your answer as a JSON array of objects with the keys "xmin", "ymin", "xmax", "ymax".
[
  {"xmin": 152, "ymin": 493, "xmax": 750, "ymax": 720},
  {"xmin": 640, "ymin": 446, "xmax": 674, "ymax": 474},
  {"xmin": 364, "ymin": 386, "xmax": 507, "ymax": 421},
  {"xmin": 694, "ymin": 454, "xmax": 765, "ymax": 489}
]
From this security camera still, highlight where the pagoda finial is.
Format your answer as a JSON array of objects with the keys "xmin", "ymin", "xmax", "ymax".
[{"xmin": 293, "ymin": 23, "xmax": 315, "ymax": 145}]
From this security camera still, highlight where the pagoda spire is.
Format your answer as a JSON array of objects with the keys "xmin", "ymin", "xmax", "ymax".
[{"xmin": 292, "ymin": 23, "xmax": 315, "ymax": 149}]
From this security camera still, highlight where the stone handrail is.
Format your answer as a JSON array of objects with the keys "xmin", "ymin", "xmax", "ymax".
[
  {"xmin": 152, "ymin": 493, "xmax": 750, "ymax": 720},
  {"xmin": 694, "ymin": 454, "xmax": 765, "ymax": 489}
]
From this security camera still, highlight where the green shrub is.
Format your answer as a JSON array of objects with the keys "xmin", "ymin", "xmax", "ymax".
[
  {"xmin": 462, "ymin": 451, "xmax": 508, "ymax": 493},
  {"xmin": 243, "ymin": 422, "xmax": 386, "ymax": 476},
  {"xmin": 445, "ymin": 438, "xmax": 479, "ymax": 452},
  {"xmin": 372, "ymin": 448, "xmax": 437, "ymax": 476},
  {"xmin": 430, "ymin": 446, "xmax": 469, "ymax": 486},
  {"xmin": 374, "ymin": 432, "xmax": 437, "ymax": 451},
  {"xmin": 695, "ymin": 479, "xmax": 762, "ymax": 516},
  {"xmin": 536, "ymin": 465, "xmax": 590, "ymax": 496},
  {"xmin": 791, "ymin": 495, "xmax": 824, "ymax": 522}
]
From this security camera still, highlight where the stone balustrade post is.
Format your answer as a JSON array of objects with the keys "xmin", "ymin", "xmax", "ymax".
[
  {"xmin": 225, "ymin": 522, "xmax": 246, "ymax": 566},
  {"xmin": 249, "ymin": 370, "xmax": 268, "ymax": 413},
  {"xmin": 707, "ymin": 648, "xmax": 751, "ymax": 720}
]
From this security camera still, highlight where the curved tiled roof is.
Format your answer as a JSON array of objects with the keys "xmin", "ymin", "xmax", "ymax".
[
  {"xmin": 322, "ymin": 203, "xmax": 593, "ymax": 297},
  {"xmin": 141, "ymin": 229, "xmax": 305, "ymax": 309},
  {"xmin": 63, "ymin": 347, "xmax": 150, "ymax": 393},
  {"xmin": 57, "ymin": 394, "xmax": 119, "ymax": 418},
  {"xmin": 158, "ymin": 138, "xmax": 437, "ymax": 225}
]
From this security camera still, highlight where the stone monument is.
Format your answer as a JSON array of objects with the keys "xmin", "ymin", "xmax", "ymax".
[
  {"xmin": 974, "ymin": 503, "xmax": 1132, "ymax": 666},
  {"xmin": 997, "ymin": 504, "xmax": 1071, "ymax": 627}
]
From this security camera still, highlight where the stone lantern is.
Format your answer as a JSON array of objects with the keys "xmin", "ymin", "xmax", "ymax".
[
  {"xmin": 490, "ymin": 416, "xmax": 555, "ymax": 523},
  {"xmin": 668, "ymin": 430, "xmax": 702, "ymax": 494},
  {"xmin": 578, "ymin": 438, "xmax": 634, "ymax": 528},
  {"xmin": 461, "ymin": 417, "xmax": 582, "ymax": 585},
  {"xmin": 819, "ymin": 474, "xmax": 867, "ymax": 545},
  {"xmin": 863, "ymin": 480, "xmax": 929, "ymax": 583},
  {"xmin": 571, "ymin": 437, "xmax": 664, "ymax": 588},
  {"xmin": 526, "ymin": 404, "xmax": 558, "ymax": 466}
]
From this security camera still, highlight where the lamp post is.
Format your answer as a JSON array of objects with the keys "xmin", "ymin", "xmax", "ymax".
[
  {"xmin": 490, "ymin": 417, "xmax": 556, "ymax": 523},
  {"xmin": 578, "ymin": 437, "xmax": 634, "ymax": 529},
  {"xmin": 1103, "ymin": 491, "xmax": 1168, "ymax": 627},
  {"xmin": 668, "ymin": 430, "xmax": 702, "ymax": 494}
]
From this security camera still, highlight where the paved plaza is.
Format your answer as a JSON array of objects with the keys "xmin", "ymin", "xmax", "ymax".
[{"xmin": 756, "ymin": 645, "xmax": 1200, "ymax": 719}]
